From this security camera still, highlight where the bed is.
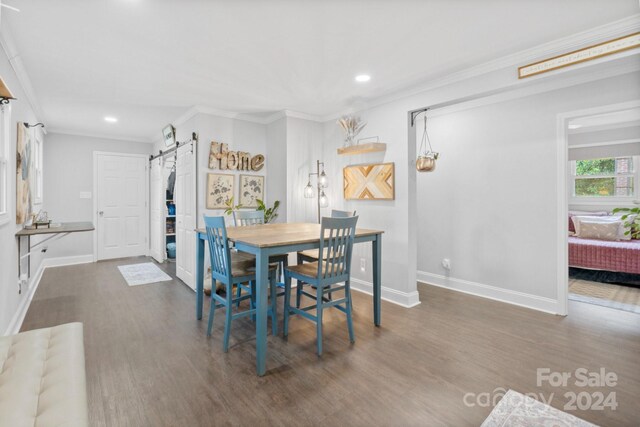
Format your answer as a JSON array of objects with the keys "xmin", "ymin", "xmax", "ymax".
[{"xmin": 568, "ymin": 236, "xmax": 640, "ymax": 275}]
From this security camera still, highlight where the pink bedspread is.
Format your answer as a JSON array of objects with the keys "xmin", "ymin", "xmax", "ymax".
[{"xmin": 569, "ymin": 236, "xmax": 640, "ymax": 274}]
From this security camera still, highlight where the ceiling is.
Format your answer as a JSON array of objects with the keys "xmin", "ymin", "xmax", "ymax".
[{"xmin": 2, "ymin": 0, "xmax": 638, "ymax": 142}]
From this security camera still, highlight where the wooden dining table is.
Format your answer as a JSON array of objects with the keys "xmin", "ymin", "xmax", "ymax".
[{"xmin": 194, "ymin": 222, "xmax": 383, "ymax": 376}]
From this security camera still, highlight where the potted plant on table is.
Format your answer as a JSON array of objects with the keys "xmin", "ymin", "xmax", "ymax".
[{"xmin": 256, "ymin": 199, "xmax": 280, "ymax": 224}]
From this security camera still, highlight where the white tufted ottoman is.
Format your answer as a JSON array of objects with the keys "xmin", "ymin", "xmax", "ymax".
[{"xmin": 0, "ymin": 322, "xmax": 88, "ymax": 427}]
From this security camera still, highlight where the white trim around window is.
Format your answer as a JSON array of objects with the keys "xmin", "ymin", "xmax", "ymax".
[
  {"xmin": 0, "ymin": 104, "xmax": 10, "ymax": 227},
  {"xmin": 33, "ymin": 128, "xmax": 43, "ymax": 206}
]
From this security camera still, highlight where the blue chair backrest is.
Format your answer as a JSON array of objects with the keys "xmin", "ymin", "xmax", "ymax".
[
  {"xmin": 317, "ymin": 216, "xmax": 358, "ymax": 280},
  {"xmin": 204, "ymin": 216, "xmax": 232, "ymax": 283},
  {"xmin": 331, "ymin": 209, "xmax": 356, "ymax": 218},
  {"xmin": 233, "ymin": 210, "xmax": 265, "ymax": 226}
]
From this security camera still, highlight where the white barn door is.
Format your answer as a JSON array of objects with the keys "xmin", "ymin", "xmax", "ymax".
[
  {"xmin": 175, "ymin": 142, "xmax": 196, "ymax": 289},
  {"xmin": 95, "ymin": 153, "xmax": 148, "ymax": 261},
  {"xmin": 149, "ymin": 158, "xmax": 165, "ymax": 263}
]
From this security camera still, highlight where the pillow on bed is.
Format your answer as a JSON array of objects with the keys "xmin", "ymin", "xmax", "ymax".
[
  {"xmin": 573, "ymin": 215, "xmax": 636, "ymax": 241},
  {"xmin": 568, "ymin": 210, "xmax": 608, "ymax": 232},
  {"xmin": 577, "ymin": 221, "xmax": 621, "ymax": 241}
]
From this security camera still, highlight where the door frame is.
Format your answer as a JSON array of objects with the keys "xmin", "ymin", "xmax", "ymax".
[
  {"xmin": 93, "ymin": 151, "xmax": 150, "ymax": 262},
  {"xmin": 149, "ymin": 156, "xmax": 167, "ymax": 263},
  {"xmin": 555, "ymin": 99, "xmax": 640, "ymax": 316}
]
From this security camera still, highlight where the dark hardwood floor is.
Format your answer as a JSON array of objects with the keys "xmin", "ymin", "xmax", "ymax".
[{"xmin": 21, "ymin": 257, "xmax": 640, "ymax": 426}]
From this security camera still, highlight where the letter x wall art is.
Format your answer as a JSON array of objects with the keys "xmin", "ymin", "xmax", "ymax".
[{"xmin": 343, "ymin": 162, "xmax": 395, "ymax": 200}]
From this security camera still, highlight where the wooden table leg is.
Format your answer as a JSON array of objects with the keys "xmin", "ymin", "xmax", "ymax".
[
  {"xmin": 372, "ymin": 234, "xmax": 382, "ymax": 326},
  {"xmin": 196, "ymin": 233, "xmax": 205, "ymax": 320}
]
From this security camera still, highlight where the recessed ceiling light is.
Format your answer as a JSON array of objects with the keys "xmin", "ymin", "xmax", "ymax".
[
  {"xmin": 355, "ymin": 74, "xmax": 371, "ymax": 83},
  {"xmin": 568, "ymin": 124, "xmax": 582, "ymax": 130},
  {"xmin": 104, "ymin": 116, "xmax": 118, "ymax": 123}
]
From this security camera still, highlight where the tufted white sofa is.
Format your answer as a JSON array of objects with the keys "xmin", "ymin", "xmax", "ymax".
[{"xmin": 0, "ymin": 322, "xmax": 88, "ymax": 427}]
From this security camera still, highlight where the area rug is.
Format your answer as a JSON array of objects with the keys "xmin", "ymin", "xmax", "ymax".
[
  {"xmin": 569, "ymin": 279, "xmax": 640, "ymax": 314},
  {"xmin": 568, "ymin": 267, "xmax": 640, "ymax": 286},
  {"xmin": 481, "ymin": 390, "xmax": 597, "ymax": 427},
  {"xmin": 117, "ymin": 262, "xmax": 172, "ymax": 286}
]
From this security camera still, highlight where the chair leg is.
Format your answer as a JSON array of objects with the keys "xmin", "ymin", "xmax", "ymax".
[
  {"xmin": 250, "ymin": 280, "xmax": 256, "ymax": 322},
  {"xmin": 236, "ymin": 282, "xmax": 243, "ymax": 308},
  {"xmin": 283, "ymin": 272, "xmax": 291, "ymax": 337},
  {"xmin": 316, "ymin": 285, "xmax": 323, "ymax": 356},
  {"xmin": 296, "ymin": 253, "xmax": 304, "ymax": 308},
  {"xmin": 270, "ymin": 272, "xmax": 278, "ymax": 336},
  {"xmin": 296, "ymin": 280, "xmax": 303, "ymax": 308},
  {"xmin": 206, "ymin": 293, "xmax": 216, "ymax": 337},
  {"xmin": 223, "ymin": 283, "xmax": 233, "ymax": 352},
  {"xmin": 345, "ymin": 280, "xmax": 355, "ymax": 343}
]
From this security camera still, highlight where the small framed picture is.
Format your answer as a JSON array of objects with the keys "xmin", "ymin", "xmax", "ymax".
[
  {"xmin": 206, "ymin": 173, "xmax": 234, "ymax": 209},
  {"xmin": 162, "ymin": 124, "xmax": 176, "ymax": 147},
  {"xmin": 239, "ymin": 174, "xmax": 264, "ymax": 208}
]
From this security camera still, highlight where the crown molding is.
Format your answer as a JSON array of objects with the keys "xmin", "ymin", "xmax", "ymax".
[
  {"xmin": 321, "ymin": 14, "xmax": 640, "ymax": 121},
  {"xmin": 0, "ymin": 25, "xmax": 46, "ymax": 123},
  {"xmin": 47, "ymin": 127, "xmax": 154, "ymax": 144},
  {"xmin": 167, "ymin": 106, "xmax": 325, "ymax": 134}
]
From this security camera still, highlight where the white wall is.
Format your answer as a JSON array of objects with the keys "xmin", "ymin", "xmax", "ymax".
[
  {"xmin": 288, "ymin": 54, "xmax": 640, "ymax": 312},
  {"xmin": 286, "ymin": 117, "xmax": 325, "ymax": 224},
  {"xmin": 321, "ymin": 112, "xmax": 418, "ymax": 306},
  {"xmin": 415, "ymin": 73, "xmax": 639, "ymax": 308},
  {"xmin": 42, "ymin": 133, "xmax": 153, "ymax": 259},
  {"xmin": 266, "ymin": 117, "xmax": 287, "ymax": 223},
  {"xmin": 0, "ymin": 42, "xmax": 44, "ymax": 335}
]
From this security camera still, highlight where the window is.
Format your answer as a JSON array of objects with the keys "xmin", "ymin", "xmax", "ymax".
[
  {"xmin": 0, "ymin": 104, "xmax": 9, "ymax": 226},
  {"xmin": 570, "ymin": 156, "xmax": 639, "ymax": 203}
]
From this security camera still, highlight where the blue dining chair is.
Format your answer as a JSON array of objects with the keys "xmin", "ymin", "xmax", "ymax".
[
  {"xmin": 204, "ymin": 215, "xmax": 278, "ymax": 352},
  {"xmin": 232, "ymin": 210, "xmax": 289, "ymax": 309},
  {"xmin": 283, "ymin": 215, "xmax": 358, "ymax": 355},
  {"xmin": 296, "ymin": 209, "xmax": 356, "ymax": 307},
  {"xmin": 233, "ymin": 210, "xmax": 265, "ymax": 226}
]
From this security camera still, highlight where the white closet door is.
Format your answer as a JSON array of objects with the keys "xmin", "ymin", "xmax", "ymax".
[
  {"xmin": 175, "ymin": 142, "xmax": 196, "ymax": 289},
  {"xmin": 96, "ymin": 153, "xmax": 148, "ymax": 260},
  {"xmin": 149, "ymin": 158, "xmax": 165, "ymax": 263}
]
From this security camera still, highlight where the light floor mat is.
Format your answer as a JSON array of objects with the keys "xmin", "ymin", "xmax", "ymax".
[{"xmin": 118, "ymin": 262, "xmax": 173, "ymax": 286}]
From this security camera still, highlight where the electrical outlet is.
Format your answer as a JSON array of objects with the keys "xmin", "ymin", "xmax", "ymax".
[
  {"xmin": 442, "ymin": 258, "xmax": 451, "ymax": 270},
  {"xmin": 18, "ymin": 275, "xmax": 28, "ymax": 294},
  {"xmin": 360, "ymin": 258, "xmax": 366, "ymax": 272}
]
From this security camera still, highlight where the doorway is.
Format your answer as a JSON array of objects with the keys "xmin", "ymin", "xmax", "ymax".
[
  {"xmin": 94, "ymin": 152, "xmax": 149, "ymax": 261},
  {"xmin": 557, "ymin": 100, "xmax": 640, "ymax": 316},
  {"xmin": 148, "ymin": 140, "xmax": 197, "ymax": 290}
]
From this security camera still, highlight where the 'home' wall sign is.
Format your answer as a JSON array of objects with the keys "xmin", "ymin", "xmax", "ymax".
[{"xmin": 208, "ymin": 141, "xmax": 265, "ymax": 171}]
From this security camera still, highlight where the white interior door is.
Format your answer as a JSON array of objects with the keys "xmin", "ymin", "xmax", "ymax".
[
  {"xmin": 96, "ymin": 153, "xmax": 148, "ymax": 261},
  {"xmin": 149, "ymin": 158, "xmax": 165, "ymax": 263},
  {"xmin": 175, "ymin": 142, "xmax": 196, "ymax": 289}
]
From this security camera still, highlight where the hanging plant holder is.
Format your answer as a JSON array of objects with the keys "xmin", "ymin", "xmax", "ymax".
[{"xmin": 416, "ymin": 112, "xmax": 439, "ymax": 172}]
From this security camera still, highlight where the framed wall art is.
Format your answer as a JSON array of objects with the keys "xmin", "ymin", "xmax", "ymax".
[
  {"xmin": 206, "ymin": 173, "xmax": 234, "ymax": 209},
  {"xmin": 343, "ymin": 162, "xmax": 394, "ymax": 200},
  {"xmin": 16, "ymin": 123, "xmax": 33, "ymax": 224},
  {"xmin": 239, "ymin": 174, "xmax": 264, "ymax": 208}
]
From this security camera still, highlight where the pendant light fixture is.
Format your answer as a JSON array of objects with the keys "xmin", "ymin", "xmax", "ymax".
[
  {"xmin": 303, "ymin": 160, "xmax": 329, "ymax": 223},
  {"xmin": 416, "ymin": 111, "xmax": 439, "ymax": 172}
]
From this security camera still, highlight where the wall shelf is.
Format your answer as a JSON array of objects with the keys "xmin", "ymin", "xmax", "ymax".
[{"xmin": 337, "ymin": 142, "xmax": 386, "ymax": 156}]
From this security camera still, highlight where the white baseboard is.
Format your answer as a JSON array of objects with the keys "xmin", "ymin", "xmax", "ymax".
[
  {"xmin": 417, "ymin": 271, "xmax": 560, "ymax": 315},
  {"xmin": 42, "ymin": 254, "xmax": 94, "ymax": 268},
  {"xmin": 350, "ymin": 278, "xmax": 421, "ymax": 308},
  {"xmin": 4, "ymin": 264, "xmax": 45, "ymax": 336},
  {"xmin": 4, "ymin": 254, "xmax": 94, "ymax": 336}
]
